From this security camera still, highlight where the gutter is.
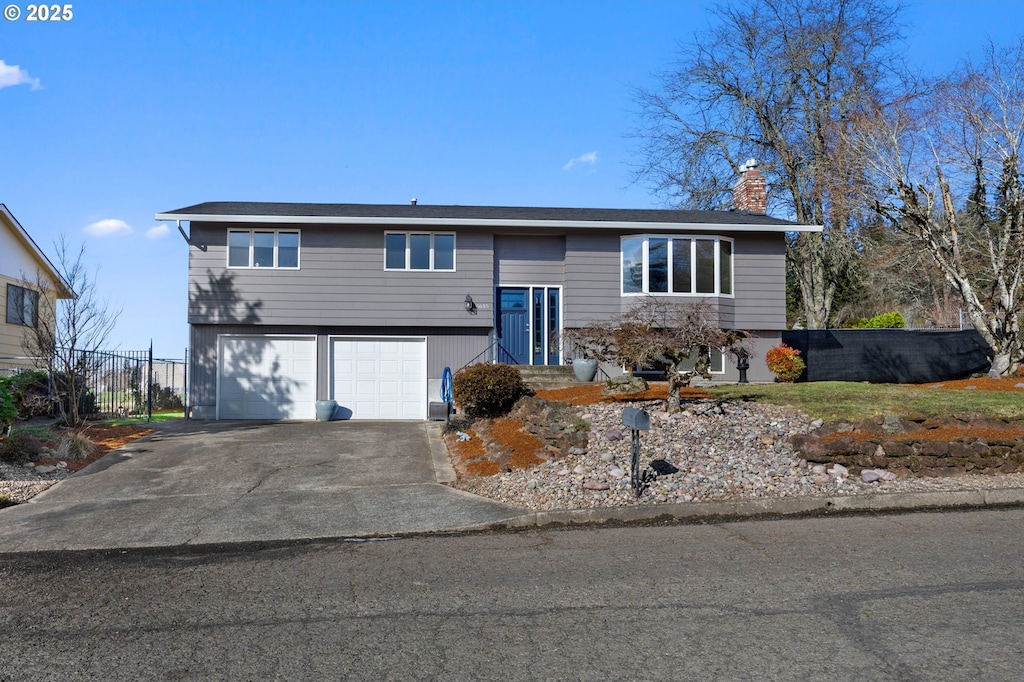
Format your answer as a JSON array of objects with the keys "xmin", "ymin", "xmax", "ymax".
[{"xmin": 154, "ymin": 213, "xmax": 823, "ymax": 233}]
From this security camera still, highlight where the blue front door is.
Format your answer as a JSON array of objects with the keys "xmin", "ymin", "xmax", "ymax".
[
  {"xmin": 497, "ymin": 286, "xmax": 561, "ymax": 365},
  {"xmin": 497, "ymin": 288, "xmax": 530, "ymax": 364}
]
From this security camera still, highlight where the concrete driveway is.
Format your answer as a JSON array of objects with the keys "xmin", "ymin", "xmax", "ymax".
[{"xmin": 0, "ymin": 420, "xmax": 524, "ymax": 552}]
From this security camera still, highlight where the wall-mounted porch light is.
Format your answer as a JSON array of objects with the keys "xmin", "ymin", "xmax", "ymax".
[{"xmin": 464, "ymin": 294, "xmax": 477, "ymax": 314}]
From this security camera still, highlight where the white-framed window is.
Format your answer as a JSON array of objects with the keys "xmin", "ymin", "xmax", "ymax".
[
  {"xmin": 6, "ymin": 284, "xmax": 39, "ymax": 328},
  {"xmin": 677, "ymin": 347, "xmax": 725, "ymax": 374},
  {"xmin": 385, "ymin": 232, "xmax": 456, "ymax": 271},
  {"xmin": 621, "ymin": 235, "xmax": 733, "ymax": 296},
  {"xmin": 227, "ymin": 230, "xmax": 300, "ymax": 269}
]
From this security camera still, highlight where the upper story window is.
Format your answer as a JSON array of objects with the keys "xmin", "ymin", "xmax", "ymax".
[
  {"xmin": 6, "ymin": 284, "xmax": 39, "ymax": 328},
  {"xmin": 228, "ymin": 230, "xmax": 300, "ymax": 269},
  {"xmin": 385, "ymin": 232, "xmax": 455, "ymax": 271},
  {"xmin": 621, "ymin": 235, "xmax": 733, "ymax": 296}
]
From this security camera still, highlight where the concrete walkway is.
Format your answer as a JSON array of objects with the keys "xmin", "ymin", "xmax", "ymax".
[{"xmin": 0, "ymin": 420, "xmax": 524, "ymax": 552}]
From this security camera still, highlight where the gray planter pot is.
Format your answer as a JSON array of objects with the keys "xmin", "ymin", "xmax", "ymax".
[
  {"xmin": 315, "ymin": 400, "xmax": 338, "ymax": 421},
  {"xmin": 572, "ymin": 359, "xmax": 599, "ymax": 382}
]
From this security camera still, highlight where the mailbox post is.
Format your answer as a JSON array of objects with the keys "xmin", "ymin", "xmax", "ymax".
[{"xmin": 621, "ymin": 406, "xmax": 650, "ymax": 498}]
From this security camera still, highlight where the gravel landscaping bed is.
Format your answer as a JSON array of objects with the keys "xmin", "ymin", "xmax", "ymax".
[
  {"xmin": 452, "ymin": 399, "xmax": 1024, "ymax": 510},
  {"xmin": 0, "ymin": 461, "xmax": 69, "ymax": 504},
  {"xmin": 0, "ymin": 423, "xmax": 156, "ymax": 505}
]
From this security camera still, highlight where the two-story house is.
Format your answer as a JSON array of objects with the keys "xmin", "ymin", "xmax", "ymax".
[
  {"xmin": 1, "ymin": 204, "xmax": 73, "ymax": 374},
  {"xmin": 159, "ymin": 164, "xmax": 820, "ymax": 420}
]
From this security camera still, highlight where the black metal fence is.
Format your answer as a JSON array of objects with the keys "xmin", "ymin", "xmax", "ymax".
[
  {"xmin": 0, "ymin": 347, "xmax": 187, "ymax": 421},
  {"xmin": 781, "ymin": 329, "xmax": 992, "ymax": 383}
]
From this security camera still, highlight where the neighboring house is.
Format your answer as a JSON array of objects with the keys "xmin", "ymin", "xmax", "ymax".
[
  {"xmin": 0, "ymin": 204, "xmax": 73, "ymax": 375},
  {"xmin": 158, "ymin": 164, "xmax": 820, "ymax": 420}
]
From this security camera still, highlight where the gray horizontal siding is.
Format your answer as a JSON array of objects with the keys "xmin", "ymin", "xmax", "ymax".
[
  {"xmin": 188, "ymin": 324, "xmax": 490, "ymax": 413},
  {"xmin": 563, "ymin": 233, "xmax": 620, "ymax": 325},
  {"xmin": 494, "ymin": 236, "xmax": 565, "ymax": 285},
  {"xmin": 732, "ymin": 233, "xmax": 787, "ymax": 330},
  {"xmin": 188, "ymin": 222, "xmax": 494, "ymax": 328}
]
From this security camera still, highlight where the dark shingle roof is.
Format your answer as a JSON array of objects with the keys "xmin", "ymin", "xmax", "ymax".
[{"xmin": 157, "ymin": 201, "xmax": 805, "ymax": 228}]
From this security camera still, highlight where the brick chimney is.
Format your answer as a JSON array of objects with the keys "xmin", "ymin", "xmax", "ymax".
[{"xmin": 733, "ymin": 158, "xmax": 767, "ymax": 214}]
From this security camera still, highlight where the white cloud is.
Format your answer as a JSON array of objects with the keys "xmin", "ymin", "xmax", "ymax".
[
  {"xmin": 146, "ymin": 224, "xmax": 171, "ymax": 239},
  {"xmin": 564, "ymin": 151, "xmax": 599, "ymax": 171},
  {"xmin": 84, "ymin": 219, "xmax": 133, "ymax": 238},
  {"xmin": 0, "ymin": 60, "xmax": 42, "ymax": 90}
]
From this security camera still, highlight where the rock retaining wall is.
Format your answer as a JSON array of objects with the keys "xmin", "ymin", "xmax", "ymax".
[
  {"xmin": 791, "ymin": 414, "xmax": 1024, "ymax": 476},
  {"xmin": 509, "ymin": 396, "xmax": 590, "ymax": 459}
]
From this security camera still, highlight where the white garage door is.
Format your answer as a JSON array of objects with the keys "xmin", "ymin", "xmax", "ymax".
[
  {"xmin": 218, "ymin": 336, "xmax": 317, "ymax": 420},
  {"xmin": 331, "ymin": 337, "xmax": 426, "ymax": 420}
]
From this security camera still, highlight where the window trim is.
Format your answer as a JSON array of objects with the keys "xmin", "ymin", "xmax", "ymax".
[
  {"xmin": 6, "ymin": 283, "xmax": 39, "ymax": 328},
  {"xmin": 677, "ymin": 347, "xmax": 726, "ymax": 375},
  {"xmin": 620, "ymin": 234, "xmax": 734, "ymax": 297},
  {"xmin": 226, "ymin": 229, "xmax": 301, "ymax": 269},
  {"xmin": 384, "ymin": 231, "xmax": 457, "ymax": 272}
]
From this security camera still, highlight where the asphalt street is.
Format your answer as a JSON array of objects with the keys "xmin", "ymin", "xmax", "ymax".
[{"xmin": 2, "ymin": 508, "xmax": 1023, "ymax": 681}]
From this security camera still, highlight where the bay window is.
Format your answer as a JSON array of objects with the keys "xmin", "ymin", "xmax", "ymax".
[{"xmin": 621, "ymin": 235, "xmax": 733, "ymax": 296}]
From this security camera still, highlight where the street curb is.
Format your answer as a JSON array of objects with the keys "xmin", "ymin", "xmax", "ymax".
[
  {"xmin": 425, "ymin": 422, "xmax": 457, "ymax": 483},
  {"xmin": 465, "ymin": 487, "xmax": 1024, "ymax": 532}
]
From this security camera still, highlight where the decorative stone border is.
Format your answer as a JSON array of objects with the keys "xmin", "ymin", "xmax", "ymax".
[{"xmin": 791, "ymin": 414, "xmax": 1024, "ymax": 476}]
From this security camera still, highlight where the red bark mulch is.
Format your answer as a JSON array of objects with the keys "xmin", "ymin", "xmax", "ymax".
[
  {"xmin": 911, "ymin": 377, "xmax": 1024, "ymax": 392},
  {"xmin": 534, "ymin": 383, "xmax": 713, "ymax": 406},
  {"xmin": 447, "ymin": 382, "xmax": 704, "ymax": 478}
]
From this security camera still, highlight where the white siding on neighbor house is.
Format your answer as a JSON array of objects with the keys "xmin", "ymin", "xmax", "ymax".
[
  {"xmin": 0, "ymin": 225, "xmax": 42, "ymax": 282},
  {"xmin": 188, "ymin": 222, "xmax": 495, "ymax": 328}
]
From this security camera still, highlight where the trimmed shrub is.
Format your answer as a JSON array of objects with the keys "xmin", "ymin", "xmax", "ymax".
[
  {"xmin": 0, "ymin": 384, "xmax": 16, "ymax": 436},
  {"xmin": 0, "ymin": 430, "xmax": 44, "ymax": 464},
  {"xmin": 766, "ymin": 343, "xmax": 806, "ymax": 383},
  {"xmin": 151, "ymin": 383, "xmax": 184, "ymax": 411},
  {"xmin": 849, "ymin": 311, "xmax": 906, "ymax": 329},
  {"xmin": 452, "ymin": 363, "xmax": 530, "ymax": 419}
]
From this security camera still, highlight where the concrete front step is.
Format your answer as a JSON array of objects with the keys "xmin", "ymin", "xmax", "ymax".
[{"xmin": 515, "ymin": 365, "xmax": 594, "ymax": 390}]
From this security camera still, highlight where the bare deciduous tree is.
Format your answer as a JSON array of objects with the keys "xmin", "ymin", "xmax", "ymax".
[
  {"xmin": 854, "ymin": 41, "xmax": 1024, "ymax": 376},
  {"xmin": 633, "ymin": 0, "xmax": 905, "ymax": 327},
  {"xmin": 22, "ymin": 237, "xmax": 120, "ymax": 425},
  {"xmin": 563, "ymin": 298, "xmax": 745, "ymax": 411}
]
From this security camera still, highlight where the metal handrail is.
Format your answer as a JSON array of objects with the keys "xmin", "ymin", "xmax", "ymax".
[{"xmin": 458, "ymin": 338, "xmax": 520, "ymax": 372}]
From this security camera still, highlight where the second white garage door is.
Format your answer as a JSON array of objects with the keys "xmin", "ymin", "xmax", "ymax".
[{"xmin": 331, "ymin": 337, "xmax": 427, "ymax": 420}]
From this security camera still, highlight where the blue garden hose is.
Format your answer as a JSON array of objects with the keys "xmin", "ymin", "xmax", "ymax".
[{"xmin": 440, "ymin": 366, "xmax": 453, "ymax": 403}]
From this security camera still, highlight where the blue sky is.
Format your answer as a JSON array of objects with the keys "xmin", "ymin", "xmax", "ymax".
[{"xmin": 2, "ymin": 0, "xmax": 1022, "ymax": 357}]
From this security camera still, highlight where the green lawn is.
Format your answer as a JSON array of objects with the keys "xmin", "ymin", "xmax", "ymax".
[
  {"xmin": 92, "ymin": 411, "xmax": 183, "ymax": 427},
  {"xmin": 708, "ymin": 381, "xmax": 1024, "ymax": 421}
]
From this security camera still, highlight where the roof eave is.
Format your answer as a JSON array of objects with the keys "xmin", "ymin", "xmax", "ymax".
[
  {"xmin": 154, "ymin": 212, "xmax": 823, "ymax": 233},
  {"xmin": 0, "ymin": 204, "xmax": 75, "ymax": 298}
]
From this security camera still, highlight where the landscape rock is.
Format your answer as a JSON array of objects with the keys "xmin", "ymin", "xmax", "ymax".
[
  {"xmin": 451, "ymin": 398, "xmax": 1024, "ymax": 512},
  {"xmin": 601, "ymin": 374, "xmax": 649, "ymax": 396}
]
